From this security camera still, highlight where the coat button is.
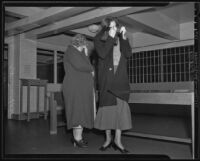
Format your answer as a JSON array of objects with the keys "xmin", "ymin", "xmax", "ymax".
[{"xmin": 109, "ymin": 68, "xmax": 112, "ymax": 71}]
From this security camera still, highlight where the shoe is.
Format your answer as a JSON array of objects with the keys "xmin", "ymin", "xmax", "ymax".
[
  {"xmin": 99, "ymin": 141, "xmax": 113, "ymax": 151},
  {"xmin": 71, "ymin": 138, "xmax": 88, "ymax": 148},
  {"xmin": 70, "ymin": 137, "xmax": 88, "ymax": 145},
  {"xmin": 82, "ymin": 138, "xmax": 88, "ymax": 145},
  {"xmin": 112, "ymin": 142, "xmax": 129, "ymax": 154}
]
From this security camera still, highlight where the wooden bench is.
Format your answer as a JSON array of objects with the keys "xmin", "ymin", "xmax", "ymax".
[
  {"xmin": 47, "ymin": 82, "xmax": 195, "ymax": 159},
  {"xmin": 47, "ymin": 83, "xmax": 64, "ymax": 135},
  {"xmin": 126, "ymin": 82, "xmax": 194, "ymax": 159}
]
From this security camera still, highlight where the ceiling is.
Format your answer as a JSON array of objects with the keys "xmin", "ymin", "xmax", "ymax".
[
  {"xmin": 158, "ymin": 2, "xmax": 194, "ymax": 23},
  {"xmin": 4, "ymin": 3, "xmax": 194, "ymax": 37},
  {"xmin": 5, "ymin": 15, "xmax": 20, "ymax": 23},
  {"xmin": 5, "ymin": 2, "xmax": 194, "ymax": 37},
  {"xmin": 4, "ymin": 3, "xmax": 195, "ymax": 64}
]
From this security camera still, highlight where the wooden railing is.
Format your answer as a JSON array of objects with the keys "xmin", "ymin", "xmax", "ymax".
[
  {"xmin": 127, "ymin": 81, "xmax": 194, "ymax": 159},
  {"xmin": 20, "ymin": 79, "xmax": 48, "ymax": 121}
]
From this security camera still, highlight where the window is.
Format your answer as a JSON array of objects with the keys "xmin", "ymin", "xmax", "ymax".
[{"xmin": 128, "ymin": 45, "xmax": 194, "ymax": 83}]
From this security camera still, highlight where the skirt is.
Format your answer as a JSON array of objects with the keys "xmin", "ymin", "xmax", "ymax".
[{"xmin": 94, "ymin": 97, "xmax": 132, "ymax": 130}]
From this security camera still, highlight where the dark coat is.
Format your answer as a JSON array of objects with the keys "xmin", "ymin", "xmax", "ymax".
[
  {"xmin": 62, "ymin": 45, "xmax": 94, "ymax": 129},
  {"xmin": 94, "ymin": 29, "xmax": 132, "ymax": 107}
]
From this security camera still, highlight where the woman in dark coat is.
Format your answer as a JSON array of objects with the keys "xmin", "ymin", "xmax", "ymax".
[
  {"xmin": 62, "ymin": 34, "xmax": 95, "ymax": 148},
  {"xmin": 94, "ymin": 17, "xmax": 132, "ymax": 153}
]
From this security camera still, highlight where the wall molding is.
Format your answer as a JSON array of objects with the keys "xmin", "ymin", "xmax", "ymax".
[{"xmin": 132, "ymin": 39, "xmax": 194, "ymax": 52}]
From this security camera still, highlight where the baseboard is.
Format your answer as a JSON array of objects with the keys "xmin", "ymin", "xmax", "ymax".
[
  {"xmin": 11, "ymin": 112, "xmax": 49, "ymax": 120},
  {"xmin": 11, "ymin": 109, "xmax": 64, "ymax": 120}
]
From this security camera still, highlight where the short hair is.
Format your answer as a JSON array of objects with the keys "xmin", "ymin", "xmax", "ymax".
[{"xmin": 71, "ymin": 34, "xmax": 87, "ymax": 47}]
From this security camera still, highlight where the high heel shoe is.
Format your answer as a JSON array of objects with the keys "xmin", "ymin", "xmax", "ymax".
[
  {"xmin": 71, "ymin": 138, "xmax": 88, "ymax": 148},
  {"xmin": 99, "ymin": 141, "xmax": 113, "ymax": 151},
  {"xmin": 82, "ymin": 138, "xmax": 88, "ymax": 145},
  {"xmin": 112, "ymin": 142, "xmax": 129, "ymax": 154}
]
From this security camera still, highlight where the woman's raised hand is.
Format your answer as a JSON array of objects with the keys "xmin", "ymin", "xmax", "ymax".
[
  {"xmin": 91, "ymin": 71, "xmax": 95, "ymax": 77},
  {"xmin": 83, "ymin": 46, "xmax": 88, "ymax": 56},
  {"xmin": 120, "ymin": 26, "xmax": 127, "ymax": 40},
  {"xmin": 109, "ymin": 26, "xmax": 117, "ymax": 38}
]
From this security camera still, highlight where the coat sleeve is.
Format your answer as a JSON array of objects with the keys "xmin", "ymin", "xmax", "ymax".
[
  {"xmin": 94, "ymin": 33, "xmax": 116, "ymax": 59},
  {"xmin": 119, "ymin": 36, "xmax": 132, "ymax": 58},
  {"xmin": 65, "ymin": 50, "xmax": 93, "ymax": 72}
]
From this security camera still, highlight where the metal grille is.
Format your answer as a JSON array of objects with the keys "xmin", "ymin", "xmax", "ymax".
[{"xmin": 128, "ymin": 45, "xmax": 194, "ymax": 83}]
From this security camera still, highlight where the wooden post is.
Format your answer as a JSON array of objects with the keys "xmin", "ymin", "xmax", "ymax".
[
  {"xmin": 19, "ymin": 81, "xmax": 23, "ymax": 120},
  {"xmin": 191, "ymin": 92, "xmax": 195, "ymax": 159},
  {"xmin": 37, "ymin": 86, "xmax": 40, "ymax": 118},
  {"xmin": 50, "ymin": 92, "xmax": 57, "ymax": 135},
  {"xmin": 54, "ymin": 50, "xmax": 57, "ymax": 84},
  {"xmin": 44, "ymin": 84, "xmax": 47, "ymax": 120},
  {"xmin": 27, "ymin": 82, "xmax": 30, "ymax": 122}
]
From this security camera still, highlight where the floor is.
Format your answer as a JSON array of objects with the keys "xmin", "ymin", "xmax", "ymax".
[{"xmin": 4, "ymin": 112, "xmax": 192, "ymax": 159}]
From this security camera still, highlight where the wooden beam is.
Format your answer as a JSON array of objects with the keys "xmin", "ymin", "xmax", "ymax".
[
  {"xmin": 5, "ymin": 7, "xmax": 96, "ymax": 37},
  {"xmin": 5, "ymin": 7, "xmax": 45, "ymax": 17},
  {"xmin": 130, "ymin": 82, "xmax": 194, "ymax": 91},
  {"xmin": 131, "ymin": 39, "xmax": 194, "ymax": 53},
  {"xmin": 37, "ymin": 29, "xmax": 94, "ymax": 41},
  {"xmin": 37, "ymin": 41, "xmax": 67, "ymax": 52},
  {"xmin": 118, "ymin": 17, "xmax": 141, "ymax": 33},
  {"xmin": 25, "ymin": 7, "xmax": 153, "ymax": 39},
  {"xmin": 129, "ymin": 92, "xmax": 193, "ymax": 105},
  {"xmin": 124, "ymin": 10, "xmax": 180, "ymax": 40},
  {"xmin": 63, "ymin": 31, "xmax": 94, "ymax": 41},
  {"xmin": 53, "ymin": 50, "xmax": 57, "ymax": 84},
  {"xmin": 72, "ymin": 27, "xmax": 97, "ymax": 39},
  {"xmin": 5, "ymin": 10, "xmax": 25, "ymax": 19},
  {"xmin": 119, "ymin": 16, "xmax": 179, "ymax": 40}
]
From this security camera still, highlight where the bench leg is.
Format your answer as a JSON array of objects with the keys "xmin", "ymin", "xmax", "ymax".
[
  {"xmin": 44, "ymin": 85, "xmax": 47, "ymax": 120},
  {"xmin": 191, "ymin": 93, "xmax": 195, "ymax": 159},
  {"xmin": 20, "ymin": 84, "xmax": 23, "ymax": 120},
  {"xmin": 50, "ymin": 93, "xmax": 57, "ymax": 135},
  {"xmin": 27, "ymin": 84, "xmax": 30, "ymax": 122},
  {"xmin": 37, "ymin": 86, "xmax": 40, "ymax": 118}
]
